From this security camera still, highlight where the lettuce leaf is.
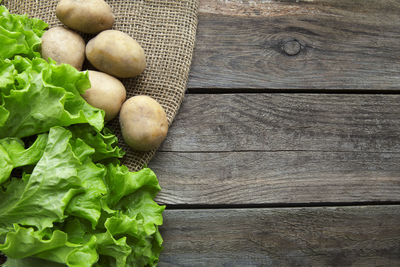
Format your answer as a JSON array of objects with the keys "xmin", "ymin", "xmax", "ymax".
[
  {"xmin": 69, "ymin": 124, "xmax": 125, "ymax": 162},
  {"xmin": 0, "ymin": 126, "xmax": 165, "ymax": 266},
  {"xmin": 3, "ymin": 257, "xmax": 66, "ymax": 267},
  {"xmin": 0, "ymin": 127, "xmax": 85, "ymax": 233},
  {"xmin": 0, "ymin": 56, "xmax": 104, "ymax": 138},
  {"xmin": 0, "ymin": 6, "xmax": 103, "ymax": 138},
  {"xmin": 0, "ymin": 133, "xmax": 47, "ymax": 185},
  {"xmin": 0, "ymin": 5, "xmax": 47, "ymax": 60}
]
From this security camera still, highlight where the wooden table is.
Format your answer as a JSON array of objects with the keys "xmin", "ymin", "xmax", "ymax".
[{"xmin": 150, "ymin": 1, "xmax": 400, "ymax": 265}]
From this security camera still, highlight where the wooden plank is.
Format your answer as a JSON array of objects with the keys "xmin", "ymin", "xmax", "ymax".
[
  {"xmin": 189, "ymin": 0, "xmax": 400, "ymax": 90},
  {"xmin": 159, "ymin": 205, "xmax": 400, "ymax": 266},
  {"xmin": 151, "ymin": 150, "xmax": 400, "ymax": 205},
  {"xmin": 151, "ymin": 94, "xmax": 400, "ymax": 205},
  {"xmin": 160, "ymin": 94, "xmax": 400, "ymax": 153}
]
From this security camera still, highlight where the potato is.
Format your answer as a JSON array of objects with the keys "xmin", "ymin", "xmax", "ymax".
[
  {"xmin": 82, "ymin": 70, "xmax": 126, "ymax": 121},
  {"xmin": 119, "ymin": 96, "xmax": 168, "ymax": 151},
  {"xmin": 56, "ymin": 0, "xmax": 114, "ymax": 34},
  {"xmin": 41, "ymin": 26, "xmax": 85, "ymax": 70},
  {"xmin": 86, "ymin": 30, "xmax": 146, "ymax": 78}
]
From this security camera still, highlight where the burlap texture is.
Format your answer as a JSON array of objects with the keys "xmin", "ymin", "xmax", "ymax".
[{"xmin": 2, "ymin": 0, "xmax": 198, "ymax": 171}]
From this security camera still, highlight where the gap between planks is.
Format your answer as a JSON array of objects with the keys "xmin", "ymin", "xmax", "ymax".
[
  {"xmin": 164, "ymin": 201, "xmax": 400, "ymax": 210},
  {"xmin": 186, "ymin": 88, "xmax": 400, "ymax": 94}
]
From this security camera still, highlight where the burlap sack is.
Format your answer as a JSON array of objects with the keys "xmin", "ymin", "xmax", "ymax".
[{"xmin": 2, "ymin": 0, "xmax": 198, "ymax": 171}]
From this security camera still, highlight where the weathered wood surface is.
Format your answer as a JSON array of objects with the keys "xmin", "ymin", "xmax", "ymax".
[
  {"xmin": 152, "ymin": 150, "xmax": 400, "ymax": 205},
  {"xmin": 159, "ymin": 0, "xmax": 400, "ymax": 264},
  {"xmin": 160, "ymin": 94, "xmax": 400, "ymax": 152},
  {"xmin": 159, "ymin": 205, "xmax": 400, "ymax": 266},
  {"xmin": 188, "ymin": 0, "xmax": 400, "ymax": 90},
  {"xmin": 150, "ymin": 94, "xmax": 400, "ymax": 205}
]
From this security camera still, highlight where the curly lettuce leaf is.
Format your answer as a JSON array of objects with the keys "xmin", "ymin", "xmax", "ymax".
[
  {"xmin": 0, "ymin": 133, "xmax": 47, "ymax": 185},
  {"xmin": 0, "ymin": 134, "xmax": 47, "ymax": 167},
  {"xmin": 0, "ymin": 225, "xmax": 68, "ymax": 259},
  {"xmin": 0, "ymin": 145, "xmax": 13, "ymax": 185},
  {"xmin": 2, "ymin": 224, "xmax": 98, "ymax": 267},
  {"xmin": 105, "ymin": 166, "xmax": 165, "ymax": 266},
  {"xmin": 0, "ymin": 127, "xmax": 85, "ymax": 232},
  {"xmin": 0, "ymin": 56, "xmax": 104, "ymax": 138},
  {"xmin": 104, "ymin": 164, "xmax": 162, "ymax": 207},
  {"xmin": 69, "ymin": 124, "xmax": 125, "ymax": 162},
  {"xmin": 65, "ymin": 157, "xmax": 107, "ymax": 228},
  {"xmin": 3, "ymin": 257, "xmax": 65, "ymax": 267},
  {"xmin": 0, "ymin": 5, "xmax": 47, "ymax": 60},
  {"xmin": 0, "ymin": 59, "xmax": 15, "ymax": 90},
  {"xmin": 0, "ymin": 126, "xmax": 165, "ymax": 266}
]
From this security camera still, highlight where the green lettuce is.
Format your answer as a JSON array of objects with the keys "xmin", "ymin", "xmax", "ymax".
[
  {"xmin": 0, "ymin": 5, "xmax": 48, "ymax": 60},
  {"xmin": 0, "ymin": 5, "xmax": 104, "ymax": 138},
  {"xmin": 0, "ymin": 126, "xmax": 165, "ymax": 266},
  {"xmin": 0, "ymin": 56, "xmax": 104, "ymax": 138},
  {"xmin": 0, "ymin": 127, "xmax": 86, "ymax": 232},
  {"xmin": 69, "ymin": 124, "xmax": 125, "ymax": 162},
  {"xmin": 0, "ymin": 133, "xmax": 47, "ymax": 185},
  {"xmin": 0, "ymin": 6, "xmax": 165, "ymax": 266}
]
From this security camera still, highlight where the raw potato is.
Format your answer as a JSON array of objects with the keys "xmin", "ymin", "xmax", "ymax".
[
  {"xmin": 56, "ymin": 0, "xmax": 114, "ymax": 34},
  {"xmin": 41, "ymin": 26, "xmax": 85, "ymax": 70},
  {"xmin": 82, "ymin": 70, "xmax": 126, "ymax": 121},
  {"xmin": 119, "ymin": 96, "xmax": 168, "ymax": 151},
  {"xmin": 86, "ymin": 30, "xmax": 146, "ymax": 78}
]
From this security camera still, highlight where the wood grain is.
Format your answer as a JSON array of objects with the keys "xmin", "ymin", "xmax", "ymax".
[
  {"xmin": 151, "ymin": 150, "xmax": 400, "ymax": 205},
  {"xmin": 159, "ymin": 205, "xmax": 400, "ymax": 266},
  {"xmin": 151, "ymin": 94, "xmax": 400, "ymax": 205},
  {"xmin": 160, "ymin": 94, "xmax": 400, "ymax": 153},
  {"xmin": 189, "ymin": 0, "xmax": 400, "ymax": 90}
]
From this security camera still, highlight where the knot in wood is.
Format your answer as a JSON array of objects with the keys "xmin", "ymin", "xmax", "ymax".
[{"xmin": 281, "ymin": 39, "xmax": 301, "ymax": 56}]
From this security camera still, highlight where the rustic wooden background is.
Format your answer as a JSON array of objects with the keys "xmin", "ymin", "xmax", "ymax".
[{"xmin": 150, "ymin": 0, "xmax": 400, "ymax": 266}]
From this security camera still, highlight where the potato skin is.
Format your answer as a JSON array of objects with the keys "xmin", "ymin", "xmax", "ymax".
[
  {"xmin": 82, "ymin": 71, "xmax": 126, "ymax": 121},
  {"xmin": 56, "ymin": 0, "xmax": 114, "ymax": 34},
  {"xmin": 41, "ymin": 26, "xmax": 85, "ymax": 70},
  {"xmin": 86, "ymin": 30, "xmax": 146, "ymax": 78},
  {"xmin": 119, "ymin": 96, "xmax": 168, "ymax": 151}
]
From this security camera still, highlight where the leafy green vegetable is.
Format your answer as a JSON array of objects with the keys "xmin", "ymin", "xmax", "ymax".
[
  {"xmin": 69, "ymin": 124, "xmax": 125, "ymax": 162},
  {"xmin": 0, "ymin": 126, "xmax": 165, "ymax": 266},
  {"xmin": 0, "ymin": 5, "xmax": 104, "ymax": 138},
  {"xmin": 0, "ymin": 5, "xmax": 47, "ymax": 60},
  {"xmin": 0, "ymin": 133, "xmax": 47, "ymax": 185},
  {"xmin": 0, "ymin": 6, "xmax": 165, "ymax": 267},
  {"xmin": 1, "ymin": 225, "xmax": 69, "ymax": 258},
  {"xmin": 0, "ymin": 127, "xmax": 84, "ymax": 232},
  {"xmin": 3, "ymin": 257, "xmax": 65, "ymax": 267},
  {"xmin": 0, "ymin": 56, "xmax": 104, "ymax": 138}
]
